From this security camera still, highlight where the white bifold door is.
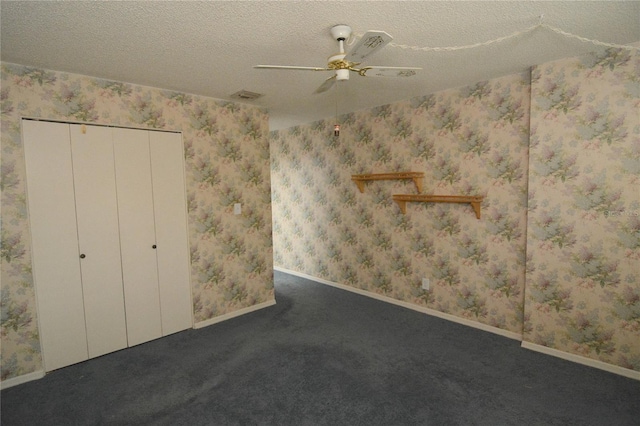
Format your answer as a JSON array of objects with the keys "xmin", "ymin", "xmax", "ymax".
[
  {"xmin": 70, "ymin": 124, "xmax": 129, "ymax": 358},
  {"xmin": 23, "ymin": 120, "xmax": 192, "ymax": 371}
]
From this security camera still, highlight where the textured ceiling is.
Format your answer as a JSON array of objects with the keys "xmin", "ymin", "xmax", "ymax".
[{"xmin": 1, "ymin": 1, "xmax": 639, "ymax": 130}]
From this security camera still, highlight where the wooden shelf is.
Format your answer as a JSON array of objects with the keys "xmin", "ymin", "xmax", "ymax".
[
  {"xmin": 352, "ymin": 172, "xmax": 424, "ymax": 194},
  {"xmin": 392, "ymin": 194, "xmax": 484, "ymax": 219}
]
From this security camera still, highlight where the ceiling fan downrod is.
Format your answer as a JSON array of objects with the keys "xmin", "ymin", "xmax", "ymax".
[{"xmin": 330, "ymin": 25, "xmax": 352, "ymax": 81}]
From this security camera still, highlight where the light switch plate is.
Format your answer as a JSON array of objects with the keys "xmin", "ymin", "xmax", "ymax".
[{"xmin": 421, "ymin": 278, "xmax": 430, "ymax": 290}]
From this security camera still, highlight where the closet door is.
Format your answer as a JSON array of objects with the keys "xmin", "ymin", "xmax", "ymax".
[
  {"xmin": 23, "ymin": 120, "xmax": 89, "ymax": 371},
  {"xmin": 69, "ymin": 124, "xmax": 128, "ymax": 358},
  {"xmin": 113, "ymin": 128, "xmax": 162, "ymax": 346},
  {"xmin": 149, "ymin": 131, "xmax": 193, "ymax": 335}
]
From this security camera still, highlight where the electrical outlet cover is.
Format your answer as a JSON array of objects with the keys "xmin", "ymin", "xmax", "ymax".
[{"xmin": 421, "ymin": 278, "xmax": 430, "ymax": 290}]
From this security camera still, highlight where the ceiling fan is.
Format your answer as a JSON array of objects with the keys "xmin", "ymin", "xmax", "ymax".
[{"xmin": 254, "ymin": 24, "xmax": 422, "ymax": 94}]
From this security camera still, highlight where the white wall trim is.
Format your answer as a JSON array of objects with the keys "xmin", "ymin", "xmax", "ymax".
[
  {"xmin": 2, "ymin": 300, "xmax": 278, "ymax": 389},
  {"xmin": 193, "ymin": 299, "xmax": 277, "ymax": 329},
  {"xmin": 275, "ymin": 267, "xmax": 522, "ymax": 341},
  {"xmin": 1, "ymin": 370, "xmax": 46, "ymax": 390},
  {"xmin": 522, "ymin": 341, "xmax": 640, "ymax": 381}
]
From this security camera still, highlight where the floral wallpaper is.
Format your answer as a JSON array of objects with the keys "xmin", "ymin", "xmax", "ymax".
[
  {"xmin": 271, "ymin": 47, "xmax": 639, "ymax": 374},
  {"xmin": 526, "ymin": 49, "xmax": 640, "ymax": 370},
  {"xmin": 271, "ymin": 72, "xmax": 531, "ymax": 336},
  {"xmin": 0, "ymin": 63, "xmax": 274, "ymax": 381},
  {"xmin": 2, "ymin": 46, "xmax": 637, "ymax": 385}
]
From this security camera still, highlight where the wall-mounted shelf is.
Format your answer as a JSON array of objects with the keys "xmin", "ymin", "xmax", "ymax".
[
  {"xmin": 352, "ymin": 172, "xmax": 424, "ymax": 194},
  {"xmin": 392, "ymin": 194, "xmax": 484, "ymax": 219}
]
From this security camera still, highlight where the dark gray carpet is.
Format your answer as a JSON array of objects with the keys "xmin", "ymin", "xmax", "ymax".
[{"xmin": 2, "ymin": 271, "xmax": 639, "ymax": 425}]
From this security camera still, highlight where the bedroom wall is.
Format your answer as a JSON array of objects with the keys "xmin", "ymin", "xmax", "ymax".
[
  {"xmin": 0, "ymin": 63, "xmax": 274, "ymax": 382},
  {"xmin": 525, "ymin": 49, "xmax": 640, "ymax": 371},
  {"xmin": 271, "ymin": 71, "xmax": 531, "ymax": 336},
  {"xmin": 271, "ymin": 47, "xmax": 639, "ymax": 375}
]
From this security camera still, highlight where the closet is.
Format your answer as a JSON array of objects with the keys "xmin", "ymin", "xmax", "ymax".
[{"xmin": 22, "ymin": 120, "xmax": 192, "ymax": 371}]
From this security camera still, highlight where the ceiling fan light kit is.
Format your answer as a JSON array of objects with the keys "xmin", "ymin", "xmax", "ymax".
[{"xmin": 335, "ymin": 69, "xmax": 349, "ymax": 81}]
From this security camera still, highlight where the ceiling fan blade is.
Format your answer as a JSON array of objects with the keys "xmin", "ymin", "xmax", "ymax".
[
  {"xmin": 346, "ymin": 30, "xmax": 393, "ymax": 63},
  {"xmin": 254, "ymin": 65, "xmax": 330, "ymax": 71},
  {"xmin": 314, "ymin": 75, "xmax": 337, "ymax": 94},
  {"xmin": 360, "ymin": 66, "xmax": 422, "ymax": 77}
]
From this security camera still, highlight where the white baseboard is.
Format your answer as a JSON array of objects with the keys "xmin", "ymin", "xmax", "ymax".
[
  {"xmin": 521, "ymin": 341, "xmax": 640, "ymax": 381},
  {"xmin": 1, "ymin": 370, "xmax": 45, "ymax": 389},
  {"xmin": 2, "ymin": 300, "xmax": 278, "ymax": 389},
  {"xmin": 275, "ymin": 266, "xmax": 522, "ymax": 341},
  {"xmin": 194, "ymin": 299, "xmax": 276, "ymax": 329},
  {"xmin": 275, "ymin": 267, "xmax": 639, "ymax": 381}
]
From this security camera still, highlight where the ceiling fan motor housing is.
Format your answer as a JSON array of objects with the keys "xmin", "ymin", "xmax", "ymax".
[{"xmin": 327, "ymin": 52, "xmax": 350, "ymax": 80}]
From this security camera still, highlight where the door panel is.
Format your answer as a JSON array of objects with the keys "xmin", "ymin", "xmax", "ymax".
[
  {"xmin": 113, "ymin": 128, "xmax": 162, "ymax": 346},
  {"xmin": 70, "ymin": 124, "xmax": 128, "ymax": 358},
  {"xmin": 22, "ymin": 120, "xmax": 89, "ymax": 371},
  {"xmin": 24, "ymin": 121, "xmax": 192, "ymax": 368},
  {"xmin": 149, "ymin": 131, "xmax": 193, "ymax": 335}
]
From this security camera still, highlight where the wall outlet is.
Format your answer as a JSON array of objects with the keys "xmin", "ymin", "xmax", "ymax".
[
  {"xmin": 421, "ymin": 278, "xmax": 430, "ymax": 290},
  {"xmin": 233, "ymin": 203, "xmax": 242, "ymax": 215}
]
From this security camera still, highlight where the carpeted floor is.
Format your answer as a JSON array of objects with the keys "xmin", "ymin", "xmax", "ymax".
[{"xmin": 2, "ymin": 271, "xmax": 639, "ymax": 425}]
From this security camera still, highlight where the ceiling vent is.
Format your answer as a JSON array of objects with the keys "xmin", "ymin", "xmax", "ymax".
[{"xmin": 230, "ymin": 90, "xmax": 264, "ymax": 101}]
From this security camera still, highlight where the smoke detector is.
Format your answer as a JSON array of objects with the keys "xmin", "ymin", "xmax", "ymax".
[{"xmin": 230, "ymin": 90, "xmax": 264, "ymax": 101}]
